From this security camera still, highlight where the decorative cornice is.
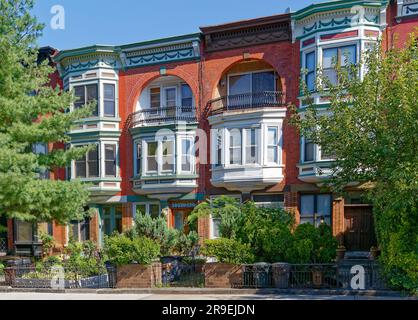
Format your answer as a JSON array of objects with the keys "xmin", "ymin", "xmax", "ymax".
[{"xmin": 201, "ymin": 13, "xmax": 291, "ymax": 52}]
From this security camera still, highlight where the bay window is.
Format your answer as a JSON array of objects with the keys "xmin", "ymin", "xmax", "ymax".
[
  {"xmin": 135, "ymin": 143, "xmax": 141, "ymax": 176},
  {"xmin": 74, "ymin": 84, "xmax": 98, "ymax": 116},
  {"xmin": 300, "ymin": 194, "xmax": 332, "ymax": 226},
  {"xmin": 322, "ymin": 45, "xmax": 356, "ymax": 86},
  {"xmin": 229, "ymin": 129, "xmax": 242, "ymax": 165},
  {"xmin": 267, "ymin": 127, "xmax": 279, "ymax": 164},
  {"xmin": 103, "ymin": 84, "xmax": 116, "ymax": 117}
]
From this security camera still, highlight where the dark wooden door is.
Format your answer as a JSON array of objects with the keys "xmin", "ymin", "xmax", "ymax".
[{"xmin": 344, "ymin": 205, "xmax": 377, "ymax": 251}]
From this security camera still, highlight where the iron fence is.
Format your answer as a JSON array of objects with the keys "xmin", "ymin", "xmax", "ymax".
[
  {"xmin": 4, "ymin": 264, "xmax": 113, "ymax": 289},
  {"xmin": 131, "ymin": 106, "xmax": 197, "ymax": 127},
  {"xmin": 162, "ymin": 256, "xmax": 205, "ymax": 288},
  {"xmin": 208, "ymin": 91, "xmax": 284, "ymax": 116},
  {"xmin": 0, "ymin": 238, "xmax": 7, "ymax": 254},
  {"xmin": 242, "ymin": 263, "xmax": 274, "ymax": 288}
]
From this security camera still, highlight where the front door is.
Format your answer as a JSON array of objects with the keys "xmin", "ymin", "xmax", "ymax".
[
  {"xmin": 344, "ymin": 205, "xmax": 377, "ymax": 251},
  {"xmin": 172, "ymin": 209, "xmax": 190, "ymax": 233}
]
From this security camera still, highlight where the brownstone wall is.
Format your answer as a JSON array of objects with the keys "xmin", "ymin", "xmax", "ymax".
[
  {"xmin": 204, "ymin": 263, "xmax": 243, "ymax": 288},
  {"xmin": 198, "ymin": 216, "xmax": 210, "ymax": 243},
  {"xmin": 116, "ymin": 263, "xmax": 162, "ymax": 288}
]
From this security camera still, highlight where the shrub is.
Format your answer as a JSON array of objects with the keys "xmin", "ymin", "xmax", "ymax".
[
  {"xmin": 103, "ymin": 234, "xmax": 160, "ymax": 266},
  {"xmin": 174, "ymin": 231, "xmax": 199, "ymax": 256},
  {"xmin": 39, "ymin": 231, "xmax": 55, "ymax": 256},
  {"xmin": 0, "ymin": 262, "xmax": 4, "ymax": 275},
  {"xmin": 201, "ymin": 238, "xmax": 254, "ymax": 264},
  {"xmin": 64, "ymin": 240, "xmax": 105, "ymax": 277},
  {"xmin": 133, "ymin": 214, "xmax": 177, "ymax": 256},
  {"xmin": 286, "ymin": 223, "xmax": 338, "ymax": 263}
]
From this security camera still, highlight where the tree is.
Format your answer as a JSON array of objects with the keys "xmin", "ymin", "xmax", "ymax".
[
  {"xmin": 0, "ymin": 0, "xmax": 95, "ymax": 224},
  {"xmin": 290, "ymin": 35, "xmax": 418, "ymax": 291}
]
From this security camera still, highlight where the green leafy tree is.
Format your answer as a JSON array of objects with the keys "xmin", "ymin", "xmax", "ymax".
[
  {"xmin": 291, "ymin": 35, "xmax": 418, "ymax": 291},
  {"xmin": 0, "ymin": 0, "xmax": 95, "ymax": 224}
]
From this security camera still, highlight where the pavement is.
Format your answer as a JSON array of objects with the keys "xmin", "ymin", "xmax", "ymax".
[
  {"xmin": 0, "ymin": 288, "xmax": 415, "ymax": 300},
  {"xmin": 0, "ymin": 292, "xmax": 414, "ymax": 300}
]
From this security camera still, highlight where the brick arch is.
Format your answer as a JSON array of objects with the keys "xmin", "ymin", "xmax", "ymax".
[{"xmin": 126, "ymin": 68, "xmax": 199, "ymax": 115}]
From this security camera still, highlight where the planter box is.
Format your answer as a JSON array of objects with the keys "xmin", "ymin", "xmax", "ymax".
[
  {"xmin": 116, "ymin": 263, "xmax": 162, "ymax": 288},
  {"xmin": 204, "ymin": 263, "xmax": 242, "ymax": 288}
]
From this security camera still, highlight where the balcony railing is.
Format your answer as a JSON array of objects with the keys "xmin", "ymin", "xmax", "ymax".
[
  {"xmin": 131, "ymin": 106, "xmax": 197, "ymax": 127},
  {"xmin": 208, "ymin": 91, "xmax": 284, "ymax": 116}
]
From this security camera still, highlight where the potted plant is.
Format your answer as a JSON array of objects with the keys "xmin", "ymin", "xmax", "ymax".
[
  {"xmin": 370, "ymin": 246, "xmax": 380, "ymax": 260},
  {"xmin": 336, "ymin": 245, "xmax": 346, "ymax": 262}
]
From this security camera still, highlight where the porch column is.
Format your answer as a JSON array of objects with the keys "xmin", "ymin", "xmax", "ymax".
[
  {"xmin": 89, "ymin": 208, "xmax": 100, "ymax": 244},
  {"xmin": 332, "ymin": 197, "xmax": 345, "ymax": 245},
  {"xmin": 122, "ymin": 203, "xmax": 133, "ymax": 232}
]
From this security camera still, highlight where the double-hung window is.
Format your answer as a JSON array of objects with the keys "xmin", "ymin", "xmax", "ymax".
[
  {"xmin": 322, "ymin": 45, "xmax": 356, "ymax": 87},
  {"xmin": 305, "ymin": 51, "xmax": 316, "ymax": 91},
  {"xmin": 103, "ymin": 84, "xmax": 116, "ymax": 117},
  {"xmin": 102, "ymin": 206, "xmax": 122, "ymax": 236},
  {"xmin": 267, "ymin": 127, "xmax": 279, "ymax": 164},
  {"xmin": 181, "ymin": 139, "xmax": 192, "ymax": 172},
  {"xmin": 146, "ymin": 141, "xmax": 158, "ymax": 173},
  {"xmin": 162, "ymin": 140, "xmax": 175, "ymax": 172},
  {"xmin": 135, "ymin": 143, "xmax": 141, "ymax": 176},
  {"xmin": 245, "ymin": 128, "xmax": 257, "ymax": 164},
  {"xmin": 74, "ymin": 84, "xmax": 98, "ymax": 116},
  {"xmin": 300, "ymin": 194, "xmax": 332, "ymax": 226},
  {"xmin": 75, "ymin": 145, "xmax": 99, "ymax": 178},
  {"xmin": 229, "ymin": 129, "xmax": 242, "ymax": 165},
  {"xmin": 104, "ymin": 144, "xmax": 116, "ymax": 177},
  {"xmin": 304, "ymin": 138, "xmax": 315, "ymax": 162}
]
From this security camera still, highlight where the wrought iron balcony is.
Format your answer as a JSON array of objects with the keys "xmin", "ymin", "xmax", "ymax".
[
  {"xmin": 208, "ymin": 91, "xmax": 284, "ymax": 116},
  {"xmin": 130, "ymin": 106, "xmax": 197, "ymax": 127}
]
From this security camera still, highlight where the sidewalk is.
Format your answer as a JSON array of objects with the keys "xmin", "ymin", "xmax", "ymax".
[{"xmin": 0, "ymin": 286, "xmax": 413, "ymax": 298}]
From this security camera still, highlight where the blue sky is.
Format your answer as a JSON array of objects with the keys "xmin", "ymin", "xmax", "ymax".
[{"xmin": 32, "ymin": 0, "xmax": 316, "ymax": 50}]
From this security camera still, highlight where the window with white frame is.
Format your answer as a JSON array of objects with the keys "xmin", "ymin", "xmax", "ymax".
[
  {"xmin": 229, "ymin": 129, "xmax": 242, "ymax": 165},
  {"xmin": 267, "ymin": 127, "xmax": 279, "ymax": 164},
  {"xmin": 162, "ymin": 139, "xmax": 175, "ymax": 173},
  {"xmin": 103, "ymin": 84, "xmax": 116, "ymax": 117},
  {"xmin": 146, "ymin": 141, "xmax": 158, "ymax": 173},
  {"xmin": 135, "ymin": 142, "xmax": 141, "ymax": 176},
  {"xmin": 104, "ymin": 144, "xmax": 117, "ymax": 177},
  {"xmin": 214, "ymin": 129, "xmax": 222, "ymax": 167},
  {"xmin": 322, "ymin": 44, "xmax": 357, "ymax": 86},
  {"xmin": 304, "ymin": 138, "xmax": 315, "ymax": 162},
  {"xmin": 245, "ymin": 128, "xmax": 258, "ymax": 164},
  {"xmin": 134, "ymin": 203, "xmax": 161, "ymax": 220},
  {"xmin": 148, "ymin": 83, "xmax": 193, "ymax": 110},
  {"xmin": 181, "ymin": 84, "xmax": 193, "ymax": 107},
  {"xmin": 181, "ymin": 138, "xmax": 192, "ymax": 172},
  {"xmin": 300, "ymin": 194, "xmax": 332, "ymax": 227},
  {"xmin": 75, "ymin": 145, "xmax": 99, "ymax": 178},
  {"xmin": 305, "ymin": 51, "xmax": 316, "ymax": 91},
  {"xmin": 150, "ymin": 87, "xmax": 161, "ymax": 110},
  {"xmin": 74, "ymin": 84, "xmax": 98, "ymax": 116}
]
